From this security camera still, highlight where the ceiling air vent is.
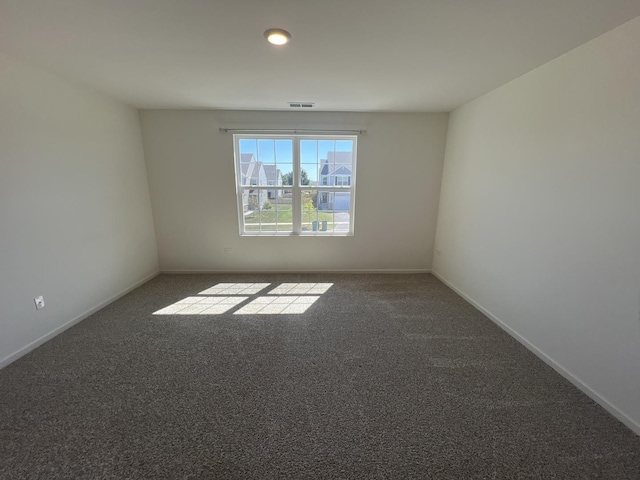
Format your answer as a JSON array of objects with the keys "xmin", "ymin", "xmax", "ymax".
[{"xmin": 289, "ymin": 102, "xmax": 315, "ymax": 108}]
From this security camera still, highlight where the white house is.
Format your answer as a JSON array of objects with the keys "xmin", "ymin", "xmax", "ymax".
[
  {"xmin": 240, "ymin": 153, "xmax": 268, "ymax": 210},
  {"xmin": 262, "ymin": 164, "xmax": 283, "ymax": 201}
]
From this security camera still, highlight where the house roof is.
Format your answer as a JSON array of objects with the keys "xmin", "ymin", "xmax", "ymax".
[
  {"xmin": 262, "ymin": 164, "xmax": 281, "ymax": 183},
  {"xmin": 327, "ymin": 152, "xmax": 352, "ymax": 164},
  {"xmin": 320, "ymin": 152, "xmax": 352, "ymax": 176},
  {"xmin": 241, "ymin": 160, "xmax": 264, "ymax": 181}
]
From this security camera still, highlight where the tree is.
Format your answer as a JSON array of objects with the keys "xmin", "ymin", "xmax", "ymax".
[
  {"xmin": 282, "ymin": 169, "xmax": 310, "ymax": 186},
  {"xmin": 300, "ymin": 169, "xmax": 310, "ymax": 186}
]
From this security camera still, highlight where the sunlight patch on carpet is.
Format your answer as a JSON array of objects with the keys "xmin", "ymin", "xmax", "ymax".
[
  {"xmin": 153, "ymin": 296, "xmax": 248, "ymax": 315},
  {"xmin": 234, "ymin": 296, "xmax": 320, "ymax": 315},
  {"xmin": 199, "ymin": 283, "xmax": 271, "ymax": 295},
  {"xmin": 267, "ymin": 283, "xmax": 333, "ymax": 295},
  {"xmin": 154, "ymin": 282, "xmax": 331, "ymax": 315}
]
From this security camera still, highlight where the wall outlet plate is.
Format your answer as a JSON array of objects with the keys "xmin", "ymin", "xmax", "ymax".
[{"xmin": 34, "ymin": 296, "xmax": 45, "ymax": 310}]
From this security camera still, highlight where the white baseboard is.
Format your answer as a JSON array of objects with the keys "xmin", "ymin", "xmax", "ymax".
[
  {"xmin": 431, "ymin": 270, "xmax": 640, "ymax": 437},
  {"xmin": 161, "ymin": 269, "xmax": 432, "ymax": 274},
  {"xmin": 0, "ymin": 271, "xmax": 160, "ymax": 370}
]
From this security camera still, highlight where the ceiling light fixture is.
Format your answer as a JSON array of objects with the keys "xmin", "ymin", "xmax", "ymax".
[{"xmin": 264, "ymin": 28, "xmax": 291, "ymax": 46}]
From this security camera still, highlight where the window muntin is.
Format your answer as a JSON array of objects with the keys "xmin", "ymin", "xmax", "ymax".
[{"xmin": 234, "ymin": 135, "xmax": 357, "ymax": 235}]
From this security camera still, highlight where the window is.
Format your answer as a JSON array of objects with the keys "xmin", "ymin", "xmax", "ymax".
[
  {"xmin": 234, "ymin": 135, "xmax": 357, "ymax": 235},
  {"xmin": 335, "ymin": 175, "xmax": 350, "ymax": 186}
]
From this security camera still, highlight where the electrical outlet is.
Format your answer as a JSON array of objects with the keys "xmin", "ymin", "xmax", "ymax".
[
  {"xmin": 224, "ymin": 247, "xmax": 233, "ymax": 254},
  {"xmin": 34, "ymin": 296, "xmax": 45, "ymax": 310}
]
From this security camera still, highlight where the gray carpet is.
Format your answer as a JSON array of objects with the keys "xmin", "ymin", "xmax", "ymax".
[{"xmin": 1, "ymin": 274, "xmax": 639, "ymax": 479}]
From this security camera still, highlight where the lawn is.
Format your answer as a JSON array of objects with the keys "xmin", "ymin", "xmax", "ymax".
[{"xmin": 245, "ymin": 204, "xmax": 337, "ymax": 231}]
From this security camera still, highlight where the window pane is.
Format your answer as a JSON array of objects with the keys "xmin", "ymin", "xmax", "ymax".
[
  {"xmin": 276, "ymin": 201, "xmax": 293, "ymax": 232},
  {"xmin": 244, "ymin": 195, "xmax": 260, "ymax": 230},
  {"xmin": 335, "ymin": 139, "xmax": 354, "ymax": 154},
  {"xmin": 275, "ymin": 140, "xmax": 293, "ymax": 164},
  {"xmin": 318, "ymin": 141, "xmax": 353, "ymax": 191},
  {"xmin": 331, "ymin": 191, "xmax": 351, "ymax": 212},
  {"xmin": 280, "ymin": 163, "xmax": 294, "ymax": 186},
  {"xmin": 257, "ymin": 139, "xmax": 275, "ymax": 165},
  {"xmin": 318, "ymin": 140, "xmax": 335, "ymax": 162},
  {"xmin": 316, "ymin": 191, "xmax": 351, "ymax": 232},
  {"xmin": 245, "ymin": 189, "xmax": 267, "ymax": 212},
  {"xmin": 259, "ymin": 206, "xmax": 277, "ymax": 232},
  {"xmin": 263, "ymin": 164, "xmax": 280, "ymax": 189},
  {"xmin": 300, "ymin": 163, "xmax": 317, "ymax": 186},
  {"xmin": 274, "ymin": 141, "xmax": 292, "ymax": 191},
  {"xmin": 317, "ymin": 190, "xmax": 329, "ymax": 210},
  {"xmin": 333, "ymin": 193, "xmax": 351, "ymax": 232},
  {"xmin": 318, "ymin": 210, "xmax": 335, "ymax": 232},
  {"xmin": 239, "ymin": 139, "xmax": 258, "ymax": 158},
  {"xmin": 301, "ymin": 190, "xmax": 318, "ymax": 232},
  {"xmin": 301, "ymin": 190, "xmax": 347, "ymax": 233},
  {"xmin": 300, "ymin": 140, "xmax": 318, "ymax": 163},
  {"xmin": 300, "ymin": 139, "xmax": 319, "ymax": 187}
]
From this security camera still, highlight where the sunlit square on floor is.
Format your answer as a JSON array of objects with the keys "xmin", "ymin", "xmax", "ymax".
[
  {"xmin": 267, "ymin": 283, "xmax": 333, "ymax": 295},
  {"xmin": 198, "ymin": 283, "xmax": 271, "ymax": 295},
  {"xmin": 234, "ymin": 296, "xmax": 320, "ymax": 314},
  {"xmin": 153, "ymin": 296, "xmax": 248, "ymax": 315}
]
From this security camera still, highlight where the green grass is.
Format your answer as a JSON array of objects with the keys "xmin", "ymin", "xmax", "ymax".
[{"xmin": 245, "ymin": 204, "xmax": 337, "ymax": 231}]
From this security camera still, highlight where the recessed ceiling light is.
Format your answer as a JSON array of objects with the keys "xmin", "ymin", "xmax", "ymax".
[{"xmin": 264, "ymin": 28, "xmax": 291, "ymax": 46}]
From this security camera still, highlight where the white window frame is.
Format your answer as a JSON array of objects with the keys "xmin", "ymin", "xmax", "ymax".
[{"xmin": 233, "ymin": 134, "xmax": 357, "ymax": 236}]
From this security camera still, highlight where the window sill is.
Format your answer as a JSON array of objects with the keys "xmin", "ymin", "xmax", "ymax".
[{"xmin": 240, "ymin": 232, "xmax": 354, "ymax": 237}]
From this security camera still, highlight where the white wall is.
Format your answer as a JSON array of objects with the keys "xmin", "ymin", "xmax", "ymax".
[
  {"xmin": 433, "ymin": 17, "xmax": 640, "ymax": 433},
  {"xmin": 140, "ymin": 110, "xmax": 448, "ymax": 272},
  {"xmin": 0, "ymin": 53, "xmax": 159, "ymax": 366}
]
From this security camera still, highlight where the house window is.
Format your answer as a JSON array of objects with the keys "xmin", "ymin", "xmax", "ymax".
[
  {"xmin": 234, "ymin": 135, "xmax": 357, "ymax": 235},
  {"xmin": 335, "ymin": 175, "xmax": 350, "ymax": 186}
]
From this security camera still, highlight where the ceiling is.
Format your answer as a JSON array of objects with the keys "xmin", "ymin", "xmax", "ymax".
[{"xmin": 1, "ymin": 0, "xmax": 639, "ymax": 112}]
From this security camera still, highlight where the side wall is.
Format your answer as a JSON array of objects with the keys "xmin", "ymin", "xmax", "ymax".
[
  {"xmin": 433, "ymin": 18, "xmax": 640, "ymax": 433},
  {"xmin": 140, "ymin": 110, "xmax": 448, "ymax": 272},
  {"xmin": 0, "ymin": 54, "xmax": 159, "ymax": 366}
]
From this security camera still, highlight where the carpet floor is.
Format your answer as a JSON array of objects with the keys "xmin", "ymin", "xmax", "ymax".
[{"xmin": 1, "ymin": 273, "xmax": 639, "ymax": 479}]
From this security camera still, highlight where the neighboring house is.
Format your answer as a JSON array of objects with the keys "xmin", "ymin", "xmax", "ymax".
[
  {"xmin": 240, "ymin": 153, "xmax": 268, "ymax": 211},
  {"xmin": 262, "ymin": 164, "xmax": 283, "ymax": 200},
  {"xmin": 318, "ymin": 151, "xmax": 352, "ymax": 211}
]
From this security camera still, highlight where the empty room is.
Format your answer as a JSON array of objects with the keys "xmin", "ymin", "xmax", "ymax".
[{"xmin": 1, "ymin": 1, "xmax": 640, "ymax": 478}]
